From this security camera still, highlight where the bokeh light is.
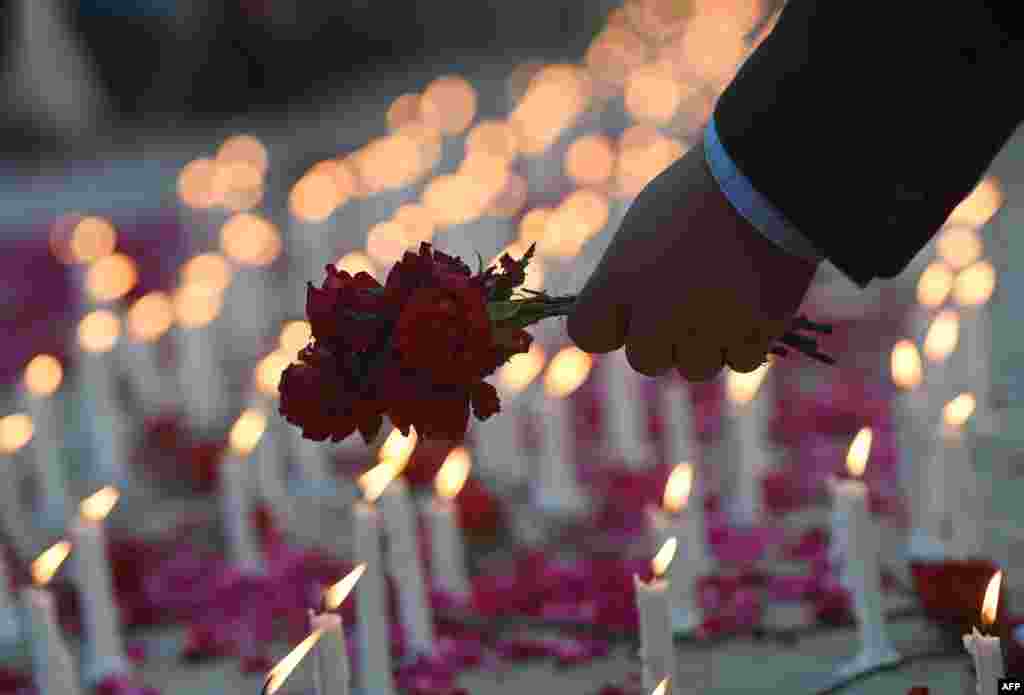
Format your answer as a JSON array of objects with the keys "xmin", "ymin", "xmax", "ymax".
[
  {"xmin": 220, "ymin": 212, "xmax": 282, "ymax": 266},
  {"xmin": 334, "ymin": 251, "xmax": 378, "ymax": 280},
  {"xmin": 216, "ymin": 134, "xmax": 269, "ymax": 176},
  {"xmin": 486, "ymin": 173, "xmax": 529, "ymax": 218},
  {"xmin": 23, "ymin": 355, "xmax": 63, "ymax": 397},
  {"xmin": 177, "ymin": 158, "xmax": 221, "ymax": 210},
  {"xmin": 290, "ymin": 169, "xmax": 343, "ymax": 223},
  {"xmin": 127, "ymin": 292, "xmax": 175, "ymax": 343},
  {"xmin": 420, "ymin": 75, "xmax": 478, "ymax": 136},
  {"xmin": 624, "ymin": 61, "xmax": 684, "ymax": 124},
  {"xmin": 465, "ymin": 120, "xmax": 520, "ymax": 160},
  {"xmin": 565, "ymin": 134, "xmax": 616, "ymax": 186},
  {"xmin": 279, "ymin": 321, "xmax": 313, "ymax": 356},
  {"xmin": 180, "ymin": 253, "xmax": 233, "ymax": 294},
  {"xmin": 366, "ymin": 221, "xmax": 415, "ymax": 266},
  {"xmin": 392, "ymin": 204, "xmax": 436, "ymax": 244},
  {"xmin": 386, "ymin": 93, "xmax": 422, "ymax": 131},
  {"xmin": 70, "ymin": 216, "xmax": 117, "ymax": 264}
]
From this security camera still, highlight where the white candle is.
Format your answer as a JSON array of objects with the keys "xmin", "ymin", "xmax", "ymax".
[
  {"xmin": 220, "ymin": 210, "xmax": 284, "ymax": 356},
  {"xmin": 660, "ymin": 377, "xmax": 697, "ymax": 472},
  {"xmin": 890, "ymin": 340, "xmax": 932, "ymax": 552},
  {"xmin": 0, "ymin": 548, "xmax": 21, "ymax": 643},
  {"xmin": 22, "ymin": 541, "xmax": 83, "ymax": 695},
  {"xmin": 922, "ymin": 309, "xmax": 960, "ymax": 416},
  {"xmin": 380, "ymin": 477, "xmax": 435, "ymax": 654},
  {"xmin": 0, "ymin": 414, "xmax": 46, "ymax": 559},
  {"xmin": 76, "ymin": 310, "xmax": 131, "ymax": 486},
  {"xmin": 935, "ymin": 394, "xmax": 979, "ymax": 556},
  {"xmin": 351, "ymin": 498, "xmax": 394, "ymax": 695},
  {"xmin": 221, "ymin": 410, "xmax": 267, "ymax": 574},
  {"xmin": 120, "ymin": 292, "xmax": 179, "ymax": 415},
  {"xmin": 724, "ymin": 365, "xmax": 771, "ymax": 526},
  {"xmin": 172, "ymin": 284, "xmax": 232, "ymax": 434},
  {"xmin": 910, "ymin": 261, "xmax": 953, "ymax": 343},
  {"xmin": 634, "ymin": 538, "xmax": 679, "ymax": 694},
  {"xmin": 953, "ymin": 261, "xmax": 997, "ymax": 433},
  {"xmin": 264, "ymin": 628, "xmax": 326, "ymax": 695},
  {"xmin": 602, "ymin": 349, "xmax": 657, "ymax": 468},
  {"xmin": 963, "ymin": 571, "xmax": 1005, "ymax": 695},
  {"xmin": 70, "ymin": 487, "xmax": 127, "ymax": 683},
  {"xmin": 426, "ymin": 448, "xmax": 472, "ymax": 597},
  {"xmin": 532, "ymin": 347, "xmax": 591, "ymax": 514},
  {"xmin": 829, "ymin": 428, "xmax": 898, "ymax": 668},
  {"xmin": 252, "ymin": 418, "xmax": 296, "ymax": 533},
  {"xmin": 20, "ymin": 355, "xmax": 70, "ymax": 529},
  {"xmin": 645, "ymin": 463, "xmax": 709, "ymax": 634},
  {"xmin": 311, "ymin": 564, "xmax": 365, "ymax": 695}
]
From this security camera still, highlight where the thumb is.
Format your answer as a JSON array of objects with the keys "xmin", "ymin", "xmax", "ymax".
[{"xmin": 566, "ymin": 261, "xmax": 630, "ymax": 354}]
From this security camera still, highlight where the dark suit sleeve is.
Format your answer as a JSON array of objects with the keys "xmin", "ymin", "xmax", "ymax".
[{"xmin": 713, "ymin": 2, "xmax": 1024, "ymax": 287}]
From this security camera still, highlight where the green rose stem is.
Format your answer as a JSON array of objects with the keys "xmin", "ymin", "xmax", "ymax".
[{"xmin": 489, "ymin": 291, "xmax": 835, "ymax": 366}]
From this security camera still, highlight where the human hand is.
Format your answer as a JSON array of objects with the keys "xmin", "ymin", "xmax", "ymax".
[{"xmin": 566, "ymin": 140, "xmax": 818, "ymax": 381}]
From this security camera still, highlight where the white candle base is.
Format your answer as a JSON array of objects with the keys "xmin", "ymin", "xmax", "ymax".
[
  {"xmin": 601, "ymin": 350, "xmax": 657, "ymax": 469},
  {"xmin": 834, "ymin": 644, "xmax": 901, "ymax": 679}
]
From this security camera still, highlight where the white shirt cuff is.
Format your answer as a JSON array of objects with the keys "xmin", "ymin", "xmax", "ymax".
[{"xmin": 703, "ymin": 116, "xmax": 824, "ymax": 264}]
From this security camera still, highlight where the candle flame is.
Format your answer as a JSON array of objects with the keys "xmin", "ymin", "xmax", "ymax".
[
  {"xmin": 662, "ymin": 462, "xmax": 693, "ymax": 514},
  {"xmin": 651, "ymin": 679, "xmax": 669, "ymax": 695},
  {"xmin": 255, "ymin": 351, "xmax": 292, "ymax": 397},
  {"xmin": 323, "ymin": 563, "xmax": 367, "ymax": 611},
  {"xmin": 981, "ymin": 571, "xmax": 1002, "ymax": 628},
  {"xmin": 279, "ymin": 321, "xmax": 313, "ymax": 356},
  {"xmin": 952, "ymin": 260, "xmax": 996, "ymax": 307},
  {"xmin": 937, "ymin": 225, "xmax": 983, "ymax": 271},
  {"xmin": 726, "ymin": 362, "xmax": 770, "ymax": 405},
  {"xmin": 80, "ymin": 486, "xmax": 119, "ymax": 522},
  {"xmin": 0, "ymin": 413, "xmax": 33, "ymax": 454},
  {"xmin": 890, "ymin": 340, "xmax": 923, "ymax": 391},
  {"xmin": 358, "ymin": 458, "xmax": 404, "ymax": 504},
  {"xmin": 377, "ymin": 427, "xmax": 417, "ymax": 470},
  {"xmin": 923, "ymin": 310, "xmax": 959, "ymax": 364},
  {"xmin": 127, "ymin": 292, "xmax": 175, "ymax": 343},
  {"xmin": 435, "ymin": 447, "xmax": 471, "ymax": 500},
  {"xmin": 31, "ymin": 540, "xmax": 71, "ymax": 586},
  {"xmin": 23, "ymin": 354, "xmax": 63, "ymax": 397},
  {"xmin": 77, "ymin": 309, "xmax": 121, "ymax": 353},
  {"xmin": 916, "ymin": 262, "xmax": 954, "ymax": 308},
  {"xmin": 943, "ymin": 393, "xmax": 976, "ymax": 428},
  {"xmin": 497, "ymin": 341, "xmax": 546, "ymax": 394},
  {"xmin": 264, "ymin": 629, "xmax": 324, "ymax": 695},
  {"xmin": 229, "ymin": 409, "xmax": 267, "ymax": 455},
  {"xmin": 846, "ymin": 427, "xmax": 872, "ymax": 478},
  {"xmin": 173, "ymin": 283, "xmax": 224, "ymax": 329},
  {"xmin": 543, "ymin": 346, "xmax": 592, "ymax": 398},
  {"xmin": 651, "ymin": 537, "xmax": 677, "ymax": 578},
  {"xmin": 85, "ymin": 253, "xmax": 139, "ymax": 303}
]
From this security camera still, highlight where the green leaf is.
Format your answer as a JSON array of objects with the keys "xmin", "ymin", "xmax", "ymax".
[
  {"xmin": 487, "ymin": 301, "xmax": 521, "ymax": 322},
  {"xmin": 475, "ymin": 251, "xmax": 485, "ymax": 275}
]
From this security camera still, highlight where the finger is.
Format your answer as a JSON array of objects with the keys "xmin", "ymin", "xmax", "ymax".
[
  {"xmin": 566, "ymin": 268, "xmax": 630, "ymax": 354},
  {"xmin": 673, "ymin": 340, "xmax": 725, "ymax": 383},
  {"xmin": 624, "ymin": 306, "xmax": 675, "ymax": 377},
  {"xmin": 724, "ymin": 320, "xmax": 788, "ymax": 373}
]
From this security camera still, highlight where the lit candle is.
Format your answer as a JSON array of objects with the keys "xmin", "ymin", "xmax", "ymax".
[
  {"xmin": 21, "ymin": 541, "xmax": 83, "ymax": 695},
  {"xmin": 953, "ymin": 261, "xmax": 997, "ymax": 434},
  {"xmin": 963, "ymin": 570, "xmax": 1005, "ymax": 695},
  {"xmin": 651, "ymin": 678, "xmax": 670, "ymax": 695},
  {"xmin": 176, "ymin": 158, "xmax": 231, "ymax": 252},
  {"xmin": 221, "ymin": 410, "xmax": 266, "ymax": 574},
  {"xmin": 472, "ymin": 341, "xmax": 545, "ymax": 487},
  {"xmin": 376, "ymin": 430, "xmax": 435, "ymax": 656},
  {"xmin": 932, "ymin": 394, "xmax": 978, "ymax": 557},
  {"xmin": 426, "ymin": 447, "xmax": 472, "ymax": 598},
  {"xmin": 922, "ymin": 309, "xmax": 960, "ymax": 415},
  {"xmin": 532, "ymin": 346, "xmax": 590, "ymax": 514},
  {"xmin": 172, "ymin": 283, "xmax": 232, "ymax": 434},
  {"xmin": 0, "ymin": 546, "xmax": 20, "ymax": 644},
  {"xmin": 220, "ymin": 212, "xmax": 283, "ymax": 359},
  {"xmin": 890, "ymin": 340, "xmax": 936, "ymax": 558},
  {"xmin": 76, "ymin": 310, "xmax": 131, "ymax": 486},
  {"xmin": 724, "ymin": 363, "xmax": 772, "ymax": 526},
  {"xmin": 20, "ymin": 355, "xmax": 70, "ymax": 529},
  {"xmin": 311, "ymin": 564, "xmax": 365, "ymax": 695},
  {"xmin": 288, "ymin": 170, "xmax": 341, "ymax": 315},
  {"xmin": 828, "ymin": 428, "xmax": 900, "ymax": 675},
  {"xmin": 70, "ymin": 486, "xmax": 127, "ymax": 683},
  {"xmin": 634, "ymin": 538, "xmax": 679, "ymax": 694},
  {"xmin": 353, "ymin": 461, "xmax": 397, "ymax": 695},
  {"xmin": 909, "ymin": 261, "xmax": 953, "ymax": 344},
  {"xmin": 660, "ymin": 376, "xmax": 698, "ymax": 473},
  {"xmin": 120, "ymin": 292, "xmax": 178, "ymax": 415},
  {"xmin": 602, "ymin": 348, "xmax": 657, "ymax": 468},
  {"xmin": 0, "ymin": 414, "xmax": 45, "ymax": 560},
  {"xmin": 263, "ymin": 628, "xmax": 324, "ymax": 695},
  {"xmin": 645, "ymin": 462, "xmax": 710, "ymax": 634}
]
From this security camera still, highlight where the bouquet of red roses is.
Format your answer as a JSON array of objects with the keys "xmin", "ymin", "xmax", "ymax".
[{"xmin": 279, "ymin": 242, "xmax": 832, "ymax": 445}]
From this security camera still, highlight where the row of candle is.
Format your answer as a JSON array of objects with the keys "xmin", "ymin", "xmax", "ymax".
[{"xmin": 0, "ymin": 486, "xmax": 126, "ymax": 695}]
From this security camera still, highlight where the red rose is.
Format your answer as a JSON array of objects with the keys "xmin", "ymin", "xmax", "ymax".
[
  {"xmin": 470, "ymin": 382, "xmax": 500, "ymax": 420},
  {"xmin": 383, "ymin": 369, "xmax": 473, "ymax": 442},
  {"xmin": 306, "ymin": 266, "xmax": 390, "ymax": 352},
  {"xmin": 394, "ymin": 286, "xmax": 495, "ymax": 385},
  {"xmin": 384, "ymin": 243, "xmax": 475, "ymax": 309},
  {"xmin": 456, "ymin": 476, "xmax": 502, "ymax": 539}
]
